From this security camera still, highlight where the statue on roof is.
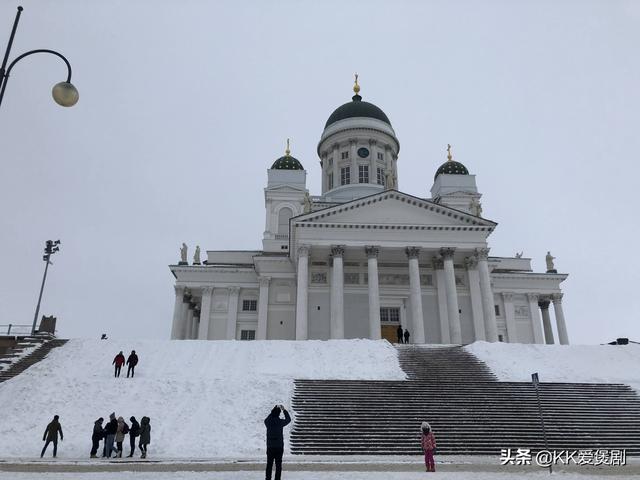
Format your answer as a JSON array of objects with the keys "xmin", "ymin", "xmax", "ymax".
[
  {"xmin": 470, "ymin": 197, "xmax": 483, "ymax": 216},
  {"xmin": 180, "ymin": 243, "xmax": 188, "ymax": 264},
  {"xmin": 303, "ymin": 192, "xmax": 312, "ymax": 213},
  {"xmin": 193, "ymin": 245, "xmax": 201, "ymax": 265},
  {"xmin": 546, "ymin": 251, "xmax": 556, "ymax": 272}
]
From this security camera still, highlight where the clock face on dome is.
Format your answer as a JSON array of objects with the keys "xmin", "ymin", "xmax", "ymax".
[{"xmin": 357, "ymin": 147, "xmax": 370, "ymax": 158}]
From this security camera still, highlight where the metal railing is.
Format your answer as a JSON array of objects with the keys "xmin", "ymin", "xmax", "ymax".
[{"xmin": 0, "ymin": 324, "xmax": 33, "ymax": 335}]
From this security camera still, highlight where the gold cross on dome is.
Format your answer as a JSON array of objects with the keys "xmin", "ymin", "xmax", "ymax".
[
  {"xmin": 353, "ymin": 73, "xmax": 360, "ymax": 94},
  {"xmin": 285, "ymin": 138, "xmax": 291, "ymax": 156},
  {"xmin": 447, "ymin": 144, "xmax": 453, "ymax": 161}
]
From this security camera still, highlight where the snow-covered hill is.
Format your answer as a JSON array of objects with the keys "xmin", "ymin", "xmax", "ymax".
[
  {"xmin": 0, "ymin": 339, "xmax": 405, "ymax": 459},
  {"xmin": 465, "ymin": 341, "xmax": 640, "ymax": 392}
]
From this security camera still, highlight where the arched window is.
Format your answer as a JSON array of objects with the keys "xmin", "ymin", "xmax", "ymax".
[{"xmin": 277, "ymin": 207, "xmax": 293, "ymax": 235}]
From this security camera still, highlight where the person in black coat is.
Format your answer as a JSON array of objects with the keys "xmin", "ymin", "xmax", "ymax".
[
  {"xmin": 126, "ymin": 350, "xmax": 139, "ymax": 378},
  {"xmin": 90, "ymin": 417, "xmax": 104, "ymax": 458},
  {"xmin": 102, "ymin": 413, "xmax": 118, "ymax": 458},
  {"xmin": 41, "ymin": 415, "xmax": 63, "ymax": 458},
  {"xmin": 404, "ymin": 328, "xmax": 411, "ymax": 344},
  {"xmin": 396, "ymin": 325, "xmax": 404, "ymax": 344},
  {"xmin": 127, "ymin": 416, "xmax": 140, "ymax": 457},
  {"xmin": 264, "ymin": 405, "xmax": 291, "ymax": 480}
]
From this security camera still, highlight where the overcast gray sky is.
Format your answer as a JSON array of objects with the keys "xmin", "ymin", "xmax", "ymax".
[{"xmin": 1, "ymin": 0, "xmax": 638, "ymax": 344}]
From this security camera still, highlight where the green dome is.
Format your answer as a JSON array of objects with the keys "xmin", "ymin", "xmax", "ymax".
[
  {"xmin": 325, "ymin": 94, "xmax": 391, "ymax": 128},
  {"xmin": 271, "ymin": 155, "xmax": 304, "ymax": 170},
  {"xmin": 434, "ymin": 160, "xmax": 469, "ymax": 180}
]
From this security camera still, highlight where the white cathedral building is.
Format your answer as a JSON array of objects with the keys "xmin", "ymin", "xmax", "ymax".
[{"xmin": 169, "ymin": 80, "xmax": 569, "ymax": 345}]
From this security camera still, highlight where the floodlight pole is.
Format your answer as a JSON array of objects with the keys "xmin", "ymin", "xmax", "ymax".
[{"xmin": 31, "ymin": 240, "xmax": 60, "ymax": 335}]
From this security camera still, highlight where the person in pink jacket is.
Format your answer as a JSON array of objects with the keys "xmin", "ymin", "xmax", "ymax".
[{"xmin": 421, "ymin": 421, "xmax": 436, "ymax": 472}]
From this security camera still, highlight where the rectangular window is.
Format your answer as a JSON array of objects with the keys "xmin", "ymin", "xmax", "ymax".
[
  {"xmin": 358, "ymin": 165, "xmax": 369, "ymax": 183},
  {"xmin": 328, "ymin": 172, "xmax": 334, "ymax": 190},
  {"xmin": 341, "ymin": 151, "xmax": 349, "ymax": 159},
  {"xmin": 240, "ymin": 330, "xmax": 256, "ymax": 340},
  {"xmin": 377, "ymin": 167, "xmax": 385, "ymax": 186},
  {"xmin": 340, "ymin": 166, "xmax": 350, "ymax": 185},
  {"xmin": 344, "ymin": 272, "xmax": 359, "ymax": 284},
  {"xmin": 377, "ymin": 152, "xmax": 384, "ymax": 160},
  {"xmin": 242, "ymin": 299, "xmax": 257, "ymax": 311},
  {"xmin": 494, "ymin": 305, "xmax": 501, "ymax": 316},
  {"xmin": 380, "ymin": 307, "xmax": 400, "ymax": 323}
]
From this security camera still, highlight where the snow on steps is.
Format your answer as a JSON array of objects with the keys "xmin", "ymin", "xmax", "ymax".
[{"xmin": 0, "ymin": 339, "xmax": 404, "ymax": 458}]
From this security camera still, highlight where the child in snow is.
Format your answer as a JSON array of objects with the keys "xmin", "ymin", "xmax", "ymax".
[{"xmin": 421, "ymin": 421, "xmax": 436, "ymax": 472}]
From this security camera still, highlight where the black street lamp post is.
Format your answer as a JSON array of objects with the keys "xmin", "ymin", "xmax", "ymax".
[
  {"xmin": 0, "ymin": 6, "xmax": 79, "ymax": 110},
  {"xmin": 31, "ymin": 240, "xmax": 61, "ymax": 335}
]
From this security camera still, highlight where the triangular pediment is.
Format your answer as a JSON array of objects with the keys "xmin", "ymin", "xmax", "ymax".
[
  {"xmin": 294, "ymin": 190, "xmax": 496, "ymax": 228},
  {"xmin": 265, "ymin": 184, "xmax": 306, "ymax": 193}
]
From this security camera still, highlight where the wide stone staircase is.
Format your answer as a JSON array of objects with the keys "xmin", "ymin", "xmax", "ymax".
[
  {"xmin": 0, "ymin": 336, "xmax": 68, "ymax": 384},
  {"xmin": 290, "ymin": 345, "xmax": 640, "ymax": 455}
]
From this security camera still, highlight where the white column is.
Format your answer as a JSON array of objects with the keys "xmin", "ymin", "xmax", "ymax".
[
  {"xmin": 441, "ymin": 248, "xmax": 462, "ymax": 344},
  {"xmin": 502, "ymin": 292, "xmax": 518, "ymax": 343},
  {"xmin": 368, "ymin": 139, "xmax": 377, "ymax": 183},
  {"xmin": 178, "ymin": 289, "xmax": 191, "ymax": 340},
  {"xmin": 527, "ymin": 293, "xmax": 544, "ymax": 344},
  {"xmin": 295, "ymin": 246, "xmax": 310, "ymax": 340},
  {"xmin": 406, "ymin": 247, "xmax": 426, "ymax": 344},
  {"xmin": 191, "ymin": 309, "xmax": 199, "ymax": 339},
  {"xmin": 198, "ymin": 286, "xmax": 214, "ymax": 340},
  {"xmin": 257, "ymin": 277, "xmax": 271, "ymax": 340},
  {"xmin": 539, "ymin": 299, "xmax": 555, "ymax": 344},
  {"xmin": 185, "ymin": 308, "xmax": 194, "ymax": 340},
  {"xmin": 366, "ymin": 246, "xmax": 381, "ymax": 340},
  {"xmin": 552, "ymin": 293, "xmax": 569, "ymax": 345},
  {"xmin": 465, "ymin": 257, "xmax": 486, "ymax": 342},
  {"xmin": 433, "ymin": 258, "xmax": 450, "ymax": 343},
  {"xmin": 226, "ymin": 287, "xmax": 240, "ymax": 340},
  {"xmin": 171, "ymin": 286, "xmax": 186, "ymax": 339},
  {"xmin": 330, "ymin": 245, "xmax": 345, "ymax": 339},
  {"xmin": 350, "ymin": 139, "xmax": 358, "ymax": 184},
  {"xmin": 475, "ymin": 248, "xmax": 498, "ymax": 342},
  {"xmin": 332, "ymin": 144, "xmax": 339, "ymax": 189}
]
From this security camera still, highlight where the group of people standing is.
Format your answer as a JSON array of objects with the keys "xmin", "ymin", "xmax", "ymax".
[
  {"xmin": 396, "ymin": 325, "xmax": 411, "ymax": 344},
  {"xmin": 112, "ymin": 350, "xmax": 139, "ymax": 378},
  {"xmin": 90, "ymin": 413, "xmax": 151, "ymax": 459}
]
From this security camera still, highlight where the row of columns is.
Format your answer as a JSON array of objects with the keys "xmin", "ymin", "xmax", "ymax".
[
  {"xmin": 294, "ymin": 245, "xmax": 500, "ymax": 344},
  {"xmin": 171, "ymin": 282, "xmax": 273, "ymax": 341}
]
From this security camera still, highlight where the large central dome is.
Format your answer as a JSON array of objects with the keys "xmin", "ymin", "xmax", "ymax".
[{"xmin": 325, "ymin": 93, "xmax": 392, "ymax": 128}]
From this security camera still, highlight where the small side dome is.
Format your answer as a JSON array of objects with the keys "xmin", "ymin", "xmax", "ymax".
[
  {"xmin": 435, "ymin": 144, "xmax": 469, "ymax": 180},
  {"xmin": 271, "ymin": 155, "xmax": 304, "ymax": 170},
  {"xmin": 270, "ymin": 138, "xmax": 304, "ymax": 170}
]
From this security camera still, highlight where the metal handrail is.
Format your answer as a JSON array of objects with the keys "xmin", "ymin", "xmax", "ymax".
[{"xmin": 0, "ymin": 324, "xmax": 32, "ymax": 335}]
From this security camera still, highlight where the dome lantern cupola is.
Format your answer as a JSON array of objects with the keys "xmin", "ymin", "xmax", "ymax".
[
  {"xmin": 271, "ymin": 138, "xmax": 304, "ymax": 170},
  {"xmin": 434, "ymin": 144, "xmax": 469, "ymax": 180}
]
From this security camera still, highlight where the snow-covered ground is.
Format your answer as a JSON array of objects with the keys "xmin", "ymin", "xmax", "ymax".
[
  {"xmin": 0, "ymin": 339, "xmax": 404, "ymax": 459},
  {"xmin": 465, "ymin": 341, "xmax": 640, "ymax": 393}
]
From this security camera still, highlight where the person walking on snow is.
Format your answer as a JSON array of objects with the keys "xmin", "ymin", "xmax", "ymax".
[
  {"xmin": 264, "ymin": 404, "xmax": 291, "ymax": 480},
  {"xmin": 103, "ymin": 412, "xmax": 118, "ymax": 458},
  {"xmin": 127, "ymin": 416, "xmax": 140, "ymax": 457},
  {"xmin": 139, "ymin": 416, "xmax": 151, "ymax": 458},
  {"xmin": 421, "ymin": 421, "xmax": 437, "ymax": 472},
  {"xmin": 404, "ymin": 328, "xmax": 411, "ymax": 344},
  {"xmin": 396, "ymin": 324, "xmax": 404, "ymax": 344},
  {"xmin": 41, "ymin": 415, "xmax": 63, "ymax": 458},
  {"xmin": 115, "ymin": 416, "xmax": 129, "ymax": 458},
  {"xmin": 112, "ymin": 351, "xmax": 125, "ymax": 377},
  {"xmin": 90, "ymin": 417, "xmax": 104, "ymax": 458},
  {"xmin": 126, "ymin": 350, "xmax": 138, "ymax": 378}
]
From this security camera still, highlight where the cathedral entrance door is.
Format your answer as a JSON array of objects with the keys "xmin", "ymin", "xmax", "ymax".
[{"xmin": 380, "ymin": 307, "xmax": 401, "ymax": 343}]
